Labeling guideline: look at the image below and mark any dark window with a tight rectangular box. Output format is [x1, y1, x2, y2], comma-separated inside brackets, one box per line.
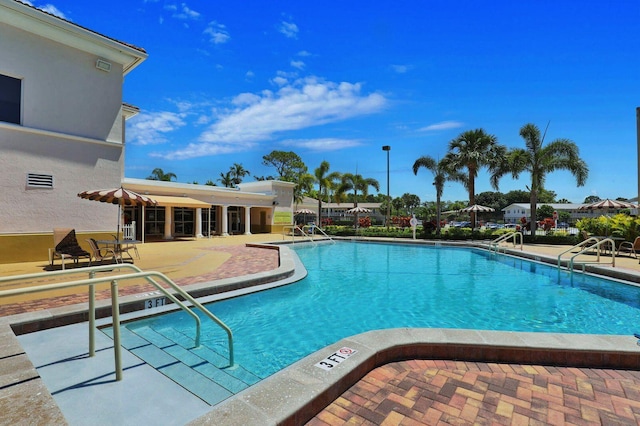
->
[0, 74, 21, 124]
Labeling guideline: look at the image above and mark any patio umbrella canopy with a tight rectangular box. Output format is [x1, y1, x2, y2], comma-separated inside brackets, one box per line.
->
[459, 204, 495, 228]
[346, 206, 372, 214]
[77, 187, 157, 238]
[578, 199, 637, 210]
[294, 209, 316, 215]
[458, 204, 495, 213]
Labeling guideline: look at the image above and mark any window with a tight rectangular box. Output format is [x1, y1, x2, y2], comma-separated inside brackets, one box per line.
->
[0, 74, 21, 124]
[174, 207, 194, 236]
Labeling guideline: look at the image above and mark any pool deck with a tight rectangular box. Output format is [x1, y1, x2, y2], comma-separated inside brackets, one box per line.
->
[2, 235, 640, 425]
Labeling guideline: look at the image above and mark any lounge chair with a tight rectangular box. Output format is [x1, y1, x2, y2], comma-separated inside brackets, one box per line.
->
[86, 238, 122, 265]
[50, 228, 91, 270]
[617, 236, 640, 258]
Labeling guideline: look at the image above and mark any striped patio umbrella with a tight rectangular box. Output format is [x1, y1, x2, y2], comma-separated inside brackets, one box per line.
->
[77, 187, 157, 238]
[578, 199, 637, 210]
[459, 204, 495, 228]
[346, 206, 372, 214]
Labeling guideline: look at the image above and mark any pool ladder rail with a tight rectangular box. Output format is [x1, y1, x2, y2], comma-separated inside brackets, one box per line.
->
[489, 231, 523, 253]
[557, 237, 616, 273]
[0, 264, 234, 381]
[282, 225, 335, 245]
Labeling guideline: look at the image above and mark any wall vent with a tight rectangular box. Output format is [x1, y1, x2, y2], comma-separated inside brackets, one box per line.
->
[26, 173, 54, 189]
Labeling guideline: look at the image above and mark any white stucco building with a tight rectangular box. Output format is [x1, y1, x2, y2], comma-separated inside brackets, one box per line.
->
[502, 203, 631, 224]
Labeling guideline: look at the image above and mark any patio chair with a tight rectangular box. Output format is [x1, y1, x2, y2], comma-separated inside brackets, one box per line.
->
[617, 236, 640, 258]
[111, 234, 138, 261]
[50, 228, 91, 270]
[86, 238, 121, 266]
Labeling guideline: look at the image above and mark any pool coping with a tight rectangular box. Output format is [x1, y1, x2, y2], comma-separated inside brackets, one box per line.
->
[3, 238, 640, 425]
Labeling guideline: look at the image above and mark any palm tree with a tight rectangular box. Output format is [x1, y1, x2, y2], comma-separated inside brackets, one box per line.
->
[294, 173, 315, 209]
[413, 156, 463, 234]
[442, 129, 506, 228]
[229, 163, 250, 186]
[313, 161, 341, 226]
[217, 171, 234, 188]
[147, 168, 176, 181]
[493, 123, 588, 236]
[338, 173, 380, 227]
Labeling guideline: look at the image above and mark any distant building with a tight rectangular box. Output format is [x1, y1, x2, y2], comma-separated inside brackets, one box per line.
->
[502, 203, 632, 224]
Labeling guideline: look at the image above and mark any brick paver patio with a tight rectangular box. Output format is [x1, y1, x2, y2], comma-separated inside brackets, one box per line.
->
[308, 359, 640, 425]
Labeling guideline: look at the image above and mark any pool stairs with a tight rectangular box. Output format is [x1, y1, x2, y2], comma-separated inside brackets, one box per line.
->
[101, 324, 260, 406]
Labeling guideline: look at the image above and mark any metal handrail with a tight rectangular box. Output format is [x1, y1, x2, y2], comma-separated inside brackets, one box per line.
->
[302, 225, 335, 244]
[489, 231, 523, 252]
[557, 237, 601, 269]
[0, 265, 234, 380]
[282, 225, 316, 245]
[567, 238, 616, 272]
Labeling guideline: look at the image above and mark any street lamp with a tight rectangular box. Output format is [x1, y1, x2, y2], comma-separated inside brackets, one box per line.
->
[382, 145, 391, 230]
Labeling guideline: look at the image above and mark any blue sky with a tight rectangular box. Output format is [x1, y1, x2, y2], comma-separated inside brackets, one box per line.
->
[33, 1, 640, 203]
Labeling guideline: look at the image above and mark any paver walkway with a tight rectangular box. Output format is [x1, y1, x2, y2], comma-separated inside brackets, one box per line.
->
[308, 360, 640, 425]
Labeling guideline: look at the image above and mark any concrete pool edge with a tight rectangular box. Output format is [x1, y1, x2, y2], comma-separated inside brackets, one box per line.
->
[187, 328, 640, 426]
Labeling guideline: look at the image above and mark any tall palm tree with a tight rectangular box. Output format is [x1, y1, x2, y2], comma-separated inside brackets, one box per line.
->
[294, 173, 315, 209]
[492, 123, 588, 236]
[147, 168, 176, 181]
[313, 161, 341, 226]
[442, 129, 506, 227]
[229, 163, 250, 186]
[217, 171, 234, 188]
[413, 156, 463, 234]
[338, 173, 380, 227]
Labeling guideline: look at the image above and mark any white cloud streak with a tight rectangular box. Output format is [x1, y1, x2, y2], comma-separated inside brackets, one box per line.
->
[419, 120, 464, 132]
[127, 111, 186, 146]
[168, 3, 200, 20]
[280, 138, 364, 152]
[158, 77, 386, 160]
[279, 21, 298, 38]
[204, 21, 230, 44]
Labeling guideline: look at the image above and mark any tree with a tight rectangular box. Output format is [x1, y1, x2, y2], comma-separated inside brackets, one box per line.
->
[147, 168, 176, 181]
[536, 204, 555, 221]
[229, 163, 250, 185]
[391, 197, 404, 216]
[557, 198, 571, 204]
[401, 193, 421, 213]
[217, 171, 234, 188]
[442, 129, 506, 228]
[262, 150, 307, 182]
[338, 173, 380, 227]
[584, 195, 601, 203]
[504, 190, 530, 205]
[313, 161, 341, 226]
[204, 180, 216, 186]
[494, 123, 588, 236]
[413, 155, 462, 234]
[294, 173, 315, 208]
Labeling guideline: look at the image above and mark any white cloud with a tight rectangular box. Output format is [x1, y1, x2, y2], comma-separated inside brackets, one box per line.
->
[280, 138, 364, 152]
[298, 50, 312, 57]
[158, 77, 386, 160]
[279, 21, 298, 38]
[391, 64, 411, 74]
[204, 21, 230, 44]
[245, 70, 255, 80]
[28, 3, 67, 19]
[419, 120, 464, 132]
[170, 3, 200, 20]
[127, 111, 186, 145]
[290, 60, 305, 70]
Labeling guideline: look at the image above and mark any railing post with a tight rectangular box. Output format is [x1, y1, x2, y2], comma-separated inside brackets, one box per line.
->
[88, 271, 96, 357]
[111, 279, 123, 381]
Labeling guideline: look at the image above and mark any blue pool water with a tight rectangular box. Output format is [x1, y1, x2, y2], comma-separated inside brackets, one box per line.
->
[124, 242, 640, 379]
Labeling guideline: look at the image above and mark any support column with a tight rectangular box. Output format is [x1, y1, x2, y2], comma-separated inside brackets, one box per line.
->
[196, 207, 203, 238]
[244, 206, 252, 235]
[221, 205, 229, 236]
[163, 206, 173, 240]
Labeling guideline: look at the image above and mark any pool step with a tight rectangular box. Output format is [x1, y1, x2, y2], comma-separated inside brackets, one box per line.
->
[101, 325, 258, 406]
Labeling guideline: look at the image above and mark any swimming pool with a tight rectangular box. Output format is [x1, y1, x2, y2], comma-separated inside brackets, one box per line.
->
[122, 241, 640, 380]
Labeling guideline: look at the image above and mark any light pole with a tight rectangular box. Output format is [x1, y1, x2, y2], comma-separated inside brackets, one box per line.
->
[382, 145, 391, 230]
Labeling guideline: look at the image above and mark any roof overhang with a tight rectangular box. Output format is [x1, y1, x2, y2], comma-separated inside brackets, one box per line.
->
[150, 195, 211, 209]
[1, 0, 147, 75]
